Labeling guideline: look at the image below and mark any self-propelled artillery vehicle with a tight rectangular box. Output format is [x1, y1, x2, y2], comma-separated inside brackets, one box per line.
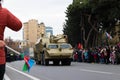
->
[33, 34, 73, 65]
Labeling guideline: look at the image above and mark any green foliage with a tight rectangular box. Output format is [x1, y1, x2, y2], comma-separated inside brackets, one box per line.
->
[63, 0, 120, 48]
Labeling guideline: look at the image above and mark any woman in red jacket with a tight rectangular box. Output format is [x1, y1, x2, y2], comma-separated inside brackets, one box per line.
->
[0, 0, 22, 79]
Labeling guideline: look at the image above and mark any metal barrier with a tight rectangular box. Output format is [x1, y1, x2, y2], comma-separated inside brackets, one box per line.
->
[5, 45, 21, 55]
[5, 45, 23, 62]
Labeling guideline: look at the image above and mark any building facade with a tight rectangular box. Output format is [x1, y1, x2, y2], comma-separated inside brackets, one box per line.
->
[23, 19, 46, 47]
[46, 27, 53, 37]
[5, 37, 22, 52]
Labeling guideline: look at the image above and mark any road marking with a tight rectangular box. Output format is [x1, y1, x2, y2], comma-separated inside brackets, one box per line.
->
[6, 65, 40, 80]
[80, 69, 113, 75]
[4, 74, 11, 80]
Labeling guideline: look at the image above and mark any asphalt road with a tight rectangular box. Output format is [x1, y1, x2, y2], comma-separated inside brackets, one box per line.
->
[5, 61, 120, 80]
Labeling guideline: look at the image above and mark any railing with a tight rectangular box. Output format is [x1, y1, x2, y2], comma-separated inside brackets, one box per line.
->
[5, 45, 22, 62]
[5, 45, 21, 55]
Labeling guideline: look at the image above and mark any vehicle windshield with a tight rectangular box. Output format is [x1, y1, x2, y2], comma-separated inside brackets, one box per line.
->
[48, 44, 58, 49]
[60, 44, 71, 49]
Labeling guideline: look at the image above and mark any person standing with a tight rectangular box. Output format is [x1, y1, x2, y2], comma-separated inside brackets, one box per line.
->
[0, 0, 22, 79]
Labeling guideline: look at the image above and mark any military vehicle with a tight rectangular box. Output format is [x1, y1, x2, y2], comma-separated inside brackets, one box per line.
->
[33, 34, 73, 65]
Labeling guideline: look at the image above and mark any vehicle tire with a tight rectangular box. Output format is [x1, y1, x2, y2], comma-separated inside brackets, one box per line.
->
[45, 59, 49, 66]
[66, 61, 71, 65]
[61, 59, 71, 66]
[53, 60, 60, 65]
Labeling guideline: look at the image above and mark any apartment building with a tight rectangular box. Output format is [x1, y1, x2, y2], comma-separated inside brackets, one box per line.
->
[23, 19, 46, 47]
[45, 27, 53, 38]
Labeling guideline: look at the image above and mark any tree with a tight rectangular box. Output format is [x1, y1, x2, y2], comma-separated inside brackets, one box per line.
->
[63, 0, 120, 48]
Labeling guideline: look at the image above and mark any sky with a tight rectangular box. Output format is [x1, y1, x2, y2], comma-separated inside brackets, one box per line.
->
[2, 0, 72, 40]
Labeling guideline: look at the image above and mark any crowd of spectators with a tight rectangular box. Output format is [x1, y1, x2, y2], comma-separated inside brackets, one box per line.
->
[73, 44, 120, 64]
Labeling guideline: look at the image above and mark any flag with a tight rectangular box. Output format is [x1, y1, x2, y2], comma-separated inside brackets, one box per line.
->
[20, 53, 24, 59]
[22, 56, 35, 72]
[77, 43, 83, 49]
[22, 63, 29, 71]
[24, 56, 30, 67]
[105, 32, 112, 39]
[28, 59, 35, 72]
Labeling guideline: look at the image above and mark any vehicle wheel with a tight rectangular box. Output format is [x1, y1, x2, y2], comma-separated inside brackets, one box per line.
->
[53, 60, 60, 65]
[61, 60, 71, 66]
[45, 60, 49, 66]
[61, 61, 66, 65]
[66, 61, 71, 65]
